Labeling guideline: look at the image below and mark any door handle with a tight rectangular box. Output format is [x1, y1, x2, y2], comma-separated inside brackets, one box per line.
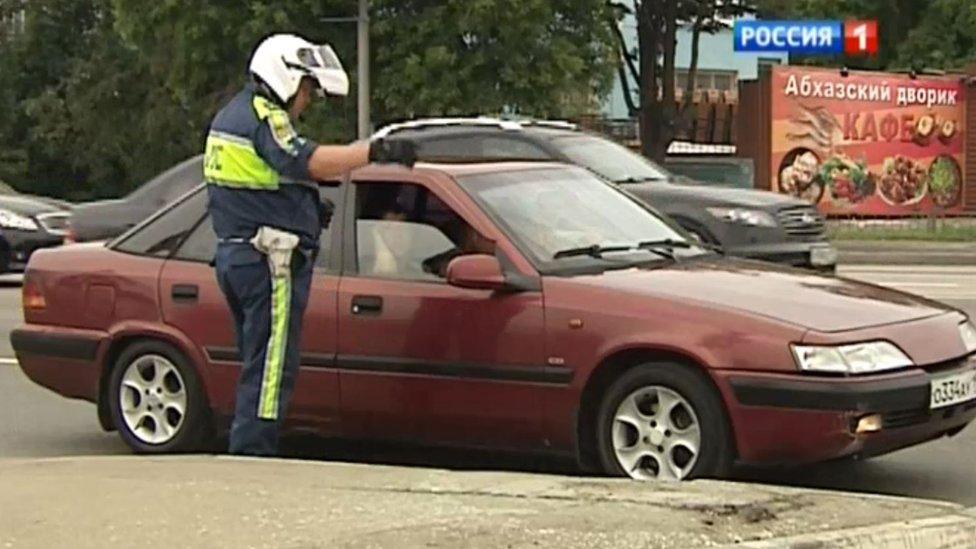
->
[171, 284, 199, 303]
[351, 295, 383, 316]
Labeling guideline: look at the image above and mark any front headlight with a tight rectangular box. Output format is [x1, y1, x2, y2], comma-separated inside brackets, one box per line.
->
[960, 321, 976, 353]
[0, 208, 38, 231]
[706, 207, 777, 227]
[791, 341, 914, 374]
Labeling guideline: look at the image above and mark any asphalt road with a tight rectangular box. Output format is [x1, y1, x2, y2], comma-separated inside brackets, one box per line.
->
[0, 266, 974, 504]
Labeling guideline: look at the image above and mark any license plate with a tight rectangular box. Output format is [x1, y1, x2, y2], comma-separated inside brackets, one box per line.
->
[810, 245, 837, 267]
[930, 367, 976, 409]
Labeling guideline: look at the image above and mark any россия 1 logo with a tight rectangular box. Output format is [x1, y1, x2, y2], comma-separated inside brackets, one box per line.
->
[734, 20, 877, 56]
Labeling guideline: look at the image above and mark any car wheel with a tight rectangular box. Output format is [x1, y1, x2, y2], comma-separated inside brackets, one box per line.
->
[595, 363, 732, 480]
[108, 340, 211, 453]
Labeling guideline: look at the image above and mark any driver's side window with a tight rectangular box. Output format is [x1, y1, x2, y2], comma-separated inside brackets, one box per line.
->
[354, 182, 492, 282]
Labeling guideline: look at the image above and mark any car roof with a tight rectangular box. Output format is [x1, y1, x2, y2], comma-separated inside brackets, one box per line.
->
[373, 117, 579, 138]
[351, 160, 577, 181]
[421, 160, 573, 177]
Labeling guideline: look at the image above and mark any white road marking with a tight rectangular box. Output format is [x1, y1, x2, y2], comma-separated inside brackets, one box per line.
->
[0, 358, 18, 365]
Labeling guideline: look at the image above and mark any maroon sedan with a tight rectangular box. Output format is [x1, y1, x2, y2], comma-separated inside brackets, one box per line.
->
[12, 162, 976, 480]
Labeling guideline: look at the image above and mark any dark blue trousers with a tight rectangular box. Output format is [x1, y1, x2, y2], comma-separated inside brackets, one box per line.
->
[215, 243, 313, 456]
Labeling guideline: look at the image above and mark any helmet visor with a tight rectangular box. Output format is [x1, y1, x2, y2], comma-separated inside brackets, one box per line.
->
[295, 44, 348, 96]
[317, 45, 343, 70]
[295, 45, 343, 70]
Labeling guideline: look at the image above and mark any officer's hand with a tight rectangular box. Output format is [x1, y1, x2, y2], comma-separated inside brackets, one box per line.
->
[368, 138, 418, 168]
[319, 198, 335, 230]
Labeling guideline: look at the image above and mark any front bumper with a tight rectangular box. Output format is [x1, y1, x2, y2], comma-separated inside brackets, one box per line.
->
[0, 228, 64, 272]
[713, 357, 976, 465]
[724, 241, 837, 270]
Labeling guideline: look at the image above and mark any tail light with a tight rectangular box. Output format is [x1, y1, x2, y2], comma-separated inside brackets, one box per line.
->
[23, 274, 46, 311]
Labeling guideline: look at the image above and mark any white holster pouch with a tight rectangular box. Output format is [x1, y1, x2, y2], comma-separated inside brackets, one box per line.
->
[250, 226, 300, 278]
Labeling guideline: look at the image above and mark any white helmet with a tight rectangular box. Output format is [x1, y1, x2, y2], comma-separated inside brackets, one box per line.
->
[249, 33, 349, 104]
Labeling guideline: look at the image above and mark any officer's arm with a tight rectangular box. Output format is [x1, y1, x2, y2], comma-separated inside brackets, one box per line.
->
[307, 143, 370, 183]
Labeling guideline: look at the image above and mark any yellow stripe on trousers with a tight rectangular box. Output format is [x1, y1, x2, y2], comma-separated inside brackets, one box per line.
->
[258, 271, 291, 420]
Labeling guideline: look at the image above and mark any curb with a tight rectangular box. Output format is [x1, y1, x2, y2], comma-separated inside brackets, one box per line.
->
[731, 510, 976, 549]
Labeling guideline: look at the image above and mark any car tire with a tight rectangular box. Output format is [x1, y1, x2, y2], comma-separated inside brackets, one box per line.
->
[108, 340, 211, 453]
[595, 362, 732, 480]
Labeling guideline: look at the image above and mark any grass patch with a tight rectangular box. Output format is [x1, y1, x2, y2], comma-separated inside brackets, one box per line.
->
[827, 222, 976, 242]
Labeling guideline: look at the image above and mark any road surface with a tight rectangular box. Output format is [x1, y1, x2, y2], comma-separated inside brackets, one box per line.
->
[0, 265, 974, 504]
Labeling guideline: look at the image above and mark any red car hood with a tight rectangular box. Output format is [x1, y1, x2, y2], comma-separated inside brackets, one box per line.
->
[585, 258, 955, 333]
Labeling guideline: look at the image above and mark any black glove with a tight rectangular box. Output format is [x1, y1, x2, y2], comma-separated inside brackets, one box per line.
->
[369, 137, 418, 167]
[319, 197, 335, 230]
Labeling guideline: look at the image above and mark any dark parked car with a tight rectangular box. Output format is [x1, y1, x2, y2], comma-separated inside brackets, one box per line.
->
[13, 161, 975, 480]
[0, 193, 70, 273]
[0, 180, 74, 210]
[68, 156, 202, 243]
[374, 118, 837, 270]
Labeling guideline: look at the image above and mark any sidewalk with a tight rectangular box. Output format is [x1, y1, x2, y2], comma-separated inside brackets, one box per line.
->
[836, 239, 976, 266]
[0, 456, 973, 548]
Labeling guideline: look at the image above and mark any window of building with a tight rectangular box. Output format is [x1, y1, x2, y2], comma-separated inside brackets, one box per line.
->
[675, 69, 738, 92]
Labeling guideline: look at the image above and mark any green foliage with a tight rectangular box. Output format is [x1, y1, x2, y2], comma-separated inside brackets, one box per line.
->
[895, 0, 976, 70]
[828, 221, 976, 242]
[371, 0, 616, 120]
[0, 1, 616, 199]
[0, 0, 197, 198]
[754, 0, 976, 72]
[110, 0, 360, 148]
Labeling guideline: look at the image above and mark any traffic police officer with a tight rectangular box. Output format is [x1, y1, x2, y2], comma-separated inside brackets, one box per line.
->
[204, 34, 416, 455]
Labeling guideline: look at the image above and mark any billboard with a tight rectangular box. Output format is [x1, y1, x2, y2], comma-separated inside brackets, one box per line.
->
[770, 66, 966, 215]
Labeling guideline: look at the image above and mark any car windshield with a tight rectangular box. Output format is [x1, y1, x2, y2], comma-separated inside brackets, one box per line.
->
[457, 166, 702, 274]
[551, 135, 670, 184]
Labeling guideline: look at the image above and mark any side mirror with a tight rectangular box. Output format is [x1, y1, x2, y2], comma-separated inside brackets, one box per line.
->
[446, 254, 508, 291]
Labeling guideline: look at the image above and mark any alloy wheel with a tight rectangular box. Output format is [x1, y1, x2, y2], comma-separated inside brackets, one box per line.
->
[611, 385, 701, 480]
[118, 354, 187, 445]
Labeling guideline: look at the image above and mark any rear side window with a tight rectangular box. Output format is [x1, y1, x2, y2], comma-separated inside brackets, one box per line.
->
[113, 188, 206, 258]
[418, 136, 550, 162]
[172, 217, 216, 263]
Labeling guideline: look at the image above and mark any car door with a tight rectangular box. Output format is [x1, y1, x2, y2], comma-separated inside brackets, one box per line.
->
[157, 184, 345, 432]
[336, 173, 549, 449]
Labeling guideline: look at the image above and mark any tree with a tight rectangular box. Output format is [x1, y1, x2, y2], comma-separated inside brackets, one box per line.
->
[25, 16, 195, 199]
[370, 0, 617, 121]
[0, 0, 104, 193]
[895, 0, 976, 70]
[111, 0, 359, 144]
[756, 0, 931, 70]
[3, 0, 619, 199]
[612, 0, 753, 161]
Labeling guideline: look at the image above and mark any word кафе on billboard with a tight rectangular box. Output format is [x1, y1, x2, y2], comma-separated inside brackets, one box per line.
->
[771, 66, 966, 215]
